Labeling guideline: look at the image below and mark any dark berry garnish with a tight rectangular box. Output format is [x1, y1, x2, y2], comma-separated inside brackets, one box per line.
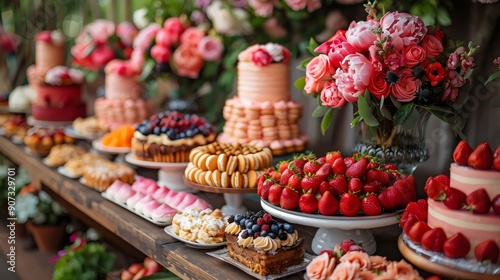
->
[278, 231, 287, 240]
[268, 232, 276, 239]
[260, 230, 268, 237]
[270, 224, 279, 234]
[261, 224, 270, 232]
[227, 215, 234, 224]
[283, 223, 294, 233]
[153, 126, 161, 135]
[247, 229, 254, 236]
[263, 213, 272, 224]
[234, 214, 243, 224]
[257, 217, 265, 227]
[245, 220, 253, 229]
[254, 232, 260, 238]
[239, 218, 246, 227]
[240, 230, 249, 239]
[252, 224, 261, 232]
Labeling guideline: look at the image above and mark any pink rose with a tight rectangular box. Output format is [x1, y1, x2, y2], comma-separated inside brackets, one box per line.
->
[173, 44, 204, 79]
[385, 260, 421, 280]
[330, 261, 361, 280]
[248, 0, 278, 17]
[380, 12, 427, 50]
[384, 50, 405, 72]
[334, 53, 374, 102]
[133, 23, 161, 52]
[346, 19, 379, 52]
[263, 18, 287, 38]
[116, 22, 138, 47]
[339, 251, 371, 270]
[403, 44, 426, 67]
[163, 17, 186, 44]
[358, 271, 377, 280]
[321, 80, 347, 108]
[150, 45, 171, 63]
[304, 54, 332, 94]
[251, 48, 273, 66]
[284, 0, 307, 10]
[180, 27, 205, 46]
[306, 253, 336, 280]
[315, 29, 347, 54]
[368, 71, 390, 100]
[238, 44, 261, 62]
[369, 255, 389, 270]
[420, 35, 443, 59]
[198, 36, 224, 61]
[91, 46, 115, 67]
[306, 0, 322, 12]
[391, 68, 419, 102]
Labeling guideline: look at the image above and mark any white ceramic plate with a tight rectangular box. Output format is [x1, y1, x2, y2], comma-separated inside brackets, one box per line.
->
[125, 153, 188, 169]
[92, 139, 131, 154]
[64, 126, 103, 140]
[164, 225, 226, 249]
[207, 248, 313, 280]
[56, 166, 80, 179]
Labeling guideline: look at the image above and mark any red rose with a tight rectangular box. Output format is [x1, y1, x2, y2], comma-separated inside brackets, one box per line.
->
[251, 48, 273, 66]
[420, 35, 443, 59]
[425, 62, 447, 86]
[391, 68, 419, 102]
[403, 44, 426, 67]
[367, 71, 390, 100]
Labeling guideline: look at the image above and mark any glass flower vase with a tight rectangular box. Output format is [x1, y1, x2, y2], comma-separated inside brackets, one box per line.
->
[354, 110, 431, 176]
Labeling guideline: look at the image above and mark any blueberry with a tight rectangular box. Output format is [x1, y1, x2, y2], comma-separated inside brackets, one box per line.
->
[278, 231, 287, 240]
[138, 126, 150, 135]
[247, 229, 254, 236]
[193, 127, 200, 135]
[239, 218, 246, 227]
[283, 223, 294, 233]
[246, 220, 253, 229]
[134, 123, 141, 130]
[252, 224, 261, 232]
[234, 214, 243, 224]
[179, 132, 186, 138]
[277, 222, 284, 230]
[260, 230, 268, 237]
[166, 130, 175, 139]
[155, 119, 161, 125]
[270, 224, 279, 233]
[160, 127, 168, 133]
[153, 127, 161, 135]
[268, 232, 276, 239]
[142, 120, 149, 125]
[186, 129, 194, 137]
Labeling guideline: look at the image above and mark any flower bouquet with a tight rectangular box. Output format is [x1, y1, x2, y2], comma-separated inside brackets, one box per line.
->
[71, 20, 138, 81]
[296, 1, 479, 173]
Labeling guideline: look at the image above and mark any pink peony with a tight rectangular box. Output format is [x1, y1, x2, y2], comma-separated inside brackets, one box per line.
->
[330, 261, 361, 280]
[133, 23, 161, 52]
[368, 71, 390, 100]
[391, 68, 419, 102]
[263, 18, 287, 38]
[248, 0, 278, 17]
[328, 41, 357, 70]
[284, 0, 307, 10]
[321, 80, 347, 108]
[173, 44, 204, 79]
[180, 27, 205, 46]
[163, 17, 186, 45]
[304, 54, 332, 94]
[85, 19, 115, 45]
[403, 44, 427, 67]
[150, 45, 171, 63]
[306, 252, 337, 280]
[384, 50, 405, 72]
[315, 30, 347, 54]
[345, 19, 379, 52]
[116, 22, 138, 47]
[334, 53, 374, 102]
[420, 35, 443, 59]
[339, 251, 371, 270]
[251, 48, 273, 66]
[197, 36, 224, 61]
[380, 12, 427, 50]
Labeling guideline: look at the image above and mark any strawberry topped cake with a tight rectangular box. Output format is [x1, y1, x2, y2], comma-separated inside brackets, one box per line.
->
[217, 43, 307, 156]
[401, 141, 500, 273]
[94, 59, 153, 130]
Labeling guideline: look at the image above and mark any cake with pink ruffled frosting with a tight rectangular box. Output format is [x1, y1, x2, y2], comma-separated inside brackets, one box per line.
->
[217, 43, 307, 156]
[94, 59, 153, 129]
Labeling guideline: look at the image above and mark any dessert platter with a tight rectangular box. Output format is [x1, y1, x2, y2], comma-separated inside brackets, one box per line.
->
[126, 110, 216, 192]
[92, 125, 134, 163]
[397, 140, 500, 279]
[208, 210, 312, 279]
[164, 208, 228, 249]
[257, 151, 416, 255]
[64, 117, 109, 140]
[56, 152, 106, 179]
[183, 142, 274, 216]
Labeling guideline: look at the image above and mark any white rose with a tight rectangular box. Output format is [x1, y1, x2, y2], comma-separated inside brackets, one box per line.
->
[50, 30, 65, 45]
[264, 43, 284, 62]
[133, 8, 149, 29]
[207, 1, 252, 36]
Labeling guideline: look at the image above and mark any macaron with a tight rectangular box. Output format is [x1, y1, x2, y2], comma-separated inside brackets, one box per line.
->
[205, 154, 218, 171]
[221, 172, 230, 188]
[211, 169, 221, 187]
[226, 155, 238, 176]
[237, 154, 249, 173]
[217, 153, 228, 172]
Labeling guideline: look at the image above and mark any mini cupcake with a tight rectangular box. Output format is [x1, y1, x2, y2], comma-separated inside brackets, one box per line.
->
[260, 115, 276, 127]
[287, 101, 302, 121]
[283, 140, 295, 154]
[278, 126, 291, 139]
[260, 102, 274, 115]
[269, 140, 285, 156]
[262, 127, 278, 141]
[273, 101, 288, 119]
[244, 103, 261, 120]
[290, 124, 300, 138]
[293, 138, 306, 152]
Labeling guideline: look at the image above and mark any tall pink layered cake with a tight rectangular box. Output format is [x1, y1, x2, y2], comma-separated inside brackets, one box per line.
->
[29, 31, 87, 122]
[94, 59, 153, 130]
[217, 43, 307, 156]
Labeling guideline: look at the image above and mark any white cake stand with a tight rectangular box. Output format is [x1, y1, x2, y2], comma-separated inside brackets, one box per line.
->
[183, 177, 257, 216]
[92, 139, 131, 163]
[261, 200, 401, 255]
[64, 125, 104, 141]
[124, 153, 193, 193]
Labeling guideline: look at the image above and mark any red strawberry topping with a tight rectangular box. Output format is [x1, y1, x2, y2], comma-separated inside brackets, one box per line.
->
[453, 140, 473, 166]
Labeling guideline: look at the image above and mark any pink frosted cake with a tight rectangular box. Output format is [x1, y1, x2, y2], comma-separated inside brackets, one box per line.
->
[217, 44, 307, 156]
[34, 30, 65, 80]
[94, 59, 153, 129]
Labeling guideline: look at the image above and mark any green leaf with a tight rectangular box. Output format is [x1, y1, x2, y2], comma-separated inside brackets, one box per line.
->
[321, 108, 334, 135]
[306, 37, 319, 56]
[485, 71, 500, 85]
[293, 77, 306, 91]
[394, 103, 414, 125]
[140, 59, 156, 81]
[350, 115, 361, 128]
[312, 105, 330, 118]
[357, 95, 379, 127]
[389, 95, 401, 108]
[380, 106, 393, 120]
[464, 68, 474, 80]
[296, 58, 312, 71]
[436, 7, 452, 26]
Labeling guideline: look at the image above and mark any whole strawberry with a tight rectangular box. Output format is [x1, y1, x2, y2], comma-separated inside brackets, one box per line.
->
[318, 191, 339, 216]
[407, 221, 431, 244]
[347, 178, 363, 194]
[361, 194, 382, 216]
[277, 161, 290, 173]
[280, 187, 299, 210]
[442, 187, 467, 210]
[301, 174, 321, 194]
[378, 185, 402, 211]
[464, 188, 491, 214]
[303, 160, 322, 174]
[345, 157, 368, 179]
[325, 151, 342, 166]
[494, 145, 500, 171]
[474, 239, 499, 263]
[404, 202, 427, 222]
[315, 164, 332, 180]
[299, 191, 318, 214]
[332, 158, 347, 175]
[365, 169, 389, 188]
[453, 140, 473, 166]
[339, 193, 361, 216]
[329, 176, 347, 195]
[468, 142, 493, 170]
[287, 173, 302, 192]
[492, 194, 500, 216]
[258, 179, 273, 200]
[421, 227, 447, 252]
[443, 233, 470, 258]
[279, 168, 294, 186]
[267, 184, 283, 205]
[424, 177, 446, 200]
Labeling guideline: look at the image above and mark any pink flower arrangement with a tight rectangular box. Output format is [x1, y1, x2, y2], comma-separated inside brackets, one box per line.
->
[306, 240, 424, 280]
[297, 3, 479, 135]
[71, 20, 138, 71]
[238, 43, 291, 66]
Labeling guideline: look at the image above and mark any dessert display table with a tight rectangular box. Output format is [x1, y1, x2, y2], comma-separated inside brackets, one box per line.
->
[183, 177, 257, 216]
[261, 200, 401, 255]
[92, 139, 131, 163]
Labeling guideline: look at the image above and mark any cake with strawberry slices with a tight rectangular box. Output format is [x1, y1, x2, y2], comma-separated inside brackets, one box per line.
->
[217, 43, 307, 156]
[402, 141, 500, 267]
[224, 210, 304, 276]
[94, 59, 153, 130]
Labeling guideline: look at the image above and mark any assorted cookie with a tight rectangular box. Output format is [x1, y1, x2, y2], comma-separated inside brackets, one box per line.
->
[45, 144, 87, 167]
[172, 208, 227, 244]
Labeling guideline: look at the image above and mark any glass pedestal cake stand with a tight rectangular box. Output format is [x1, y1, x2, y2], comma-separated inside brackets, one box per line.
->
[398, 233, 500, 279]
[92, 139, 131, 163]
[183, 177, 256, 216]
[124, 153, 193, 193]
[261, 200, 401, 255]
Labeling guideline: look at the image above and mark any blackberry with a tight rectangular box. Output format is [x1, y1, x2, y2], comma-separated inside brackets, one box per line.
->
[278, 231, 288, 240]
[240, 230, 249, 239]
[227, 215, 234, 224]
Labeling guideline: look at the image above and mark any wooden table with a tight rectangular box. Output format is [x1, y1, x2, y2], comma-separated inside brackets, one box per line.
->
[0, 136, 409, 280]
